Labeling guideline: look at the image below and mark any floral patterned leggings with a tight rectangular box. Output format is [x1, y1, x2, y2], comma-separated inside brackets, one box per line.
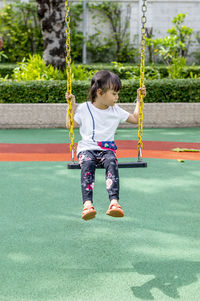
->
[78, 150, 119, 203]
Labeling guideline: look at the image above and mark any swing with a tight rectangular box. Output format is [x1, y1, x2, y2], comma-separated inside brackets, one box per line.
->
[66, 0, 147, 169]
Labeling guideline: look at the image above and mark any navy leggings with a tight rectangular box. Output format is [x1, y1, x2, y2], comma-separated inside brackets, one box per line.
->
[78, 150, 119, 203]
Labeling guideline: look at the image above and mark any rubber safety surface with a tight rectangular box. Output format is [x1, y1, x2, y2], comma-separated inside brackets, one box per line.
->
[0, 128, 200, 301]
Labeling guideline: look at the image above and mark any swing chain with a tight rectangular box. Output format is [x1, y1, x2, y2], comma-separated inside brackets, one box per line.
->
[138, 0, 147, 160]
[66, 0, 75, 161]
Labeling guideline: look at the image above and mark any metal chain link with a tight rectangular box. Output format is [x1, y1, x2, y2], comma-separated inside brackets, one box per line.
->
[137, 0, 147, 161]
[66, 0, 75, 161]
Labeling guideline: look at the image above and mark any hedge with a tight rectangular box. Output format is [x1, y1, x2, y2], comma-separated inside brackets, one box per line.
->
[1, 63, 200, 80]
[0, 79, 200, 103]
[82, 65, 200, 79]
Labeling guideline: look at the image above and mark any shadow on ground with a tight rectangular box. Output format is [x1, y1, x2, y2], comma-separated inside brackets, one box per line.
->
[131, 260, 200, 300]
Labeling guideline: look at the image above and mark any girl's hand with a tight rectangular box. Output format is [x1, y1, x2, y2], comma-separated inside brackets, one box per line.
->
[137, 85, 146, 100]
[65, 92, 76, 104]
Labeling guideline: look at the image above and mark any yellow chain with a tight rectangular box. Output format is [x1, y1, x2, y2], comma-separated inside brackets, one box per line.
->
[65, 0, 75, 160]
[137, 0, 147, 161]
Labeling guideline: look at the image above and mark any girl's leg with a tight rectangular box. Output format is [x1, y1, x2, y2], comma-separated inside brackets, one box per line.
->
[78, 150, 96, 204]
[100, 151, 124, 217]
[78, 151, 97, 220]
[100, 151, 119, 201]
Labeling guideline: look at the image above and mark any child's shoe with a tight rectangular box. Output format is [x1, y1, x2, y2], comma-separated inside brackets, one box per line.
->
[82, 206, 96, 221]
[106, 202, 124, 218]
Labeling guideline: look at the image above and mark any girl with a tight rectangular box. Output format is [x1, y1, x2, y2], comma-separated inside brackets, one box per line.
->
[66, 70, 146, 221]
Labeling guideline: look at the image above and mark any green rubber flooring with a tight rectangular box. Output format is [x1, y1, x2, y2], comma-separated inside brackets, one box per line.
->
[0, 128, 200, 301]
[0, 128, 200, 143]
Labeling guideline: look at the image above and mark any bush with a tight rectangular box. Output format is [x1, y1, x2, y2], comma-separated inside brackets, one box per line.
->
[11, 54, 98, 81]
[1, 62, 200, 80]
[0, 79, 199, 103]
[121, 79, 200, 103]
[12, 54, 66, 80]
[0, 64, 16, 78]
[148, 13, 193, 64]
[0, 0, 43, 63]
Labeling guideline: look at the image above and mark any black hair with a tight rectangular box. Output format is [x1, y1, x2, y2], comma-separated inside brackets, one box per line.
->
[89, 70, 122, 103]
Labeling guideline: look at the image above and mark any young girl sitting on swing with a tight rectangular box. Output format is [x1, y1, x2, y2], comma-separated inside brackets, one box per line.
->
[66, 70, 146, 221]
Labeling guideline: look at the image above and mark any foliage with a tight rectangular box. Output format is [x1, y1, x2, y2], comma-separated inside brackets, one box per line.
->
[192, 32, 200, 64]
[111, 62, 137, 79]
[1, 78, 200, 104]
[110, 62, 161, 80]
[0, 51, 7, 62]
[0, 64, 17, 78]
[87, 32, 115, 63]
[0, 0, 43, 63]
[69, 2, 84, 62]
[13, 54, 66, 80]
[2, 61, 200, 80]
[12, 54, 97, 81]
[148, 14, 193, 64]
[168, 57, 187, 79]
[88, 1, 137, 63]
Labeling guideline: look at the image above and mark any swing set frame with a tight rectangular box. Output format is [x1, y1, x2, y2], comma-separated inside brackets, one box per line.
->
[66, 0, 147, 169]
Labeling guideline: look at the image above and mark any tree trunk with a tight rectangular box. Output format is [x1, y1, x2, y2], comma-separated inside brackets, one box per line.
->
[36, 0, 66, 71]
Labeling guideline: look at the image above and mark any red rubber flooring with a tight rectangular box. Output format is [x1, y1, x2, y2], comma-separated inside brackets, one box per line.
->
[0, 140, 200, 161]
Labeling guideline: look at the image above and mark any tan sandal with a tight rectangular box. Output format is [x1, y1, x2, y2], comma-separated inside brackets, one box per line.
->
[106, 203, 124, 218]
[82, 206, 96, 221]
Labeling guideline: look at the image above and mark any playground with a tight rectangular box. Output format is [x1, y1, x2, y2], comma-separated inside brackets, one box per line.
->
[1, 0, 200, 300]
[0, 128, 200, 301]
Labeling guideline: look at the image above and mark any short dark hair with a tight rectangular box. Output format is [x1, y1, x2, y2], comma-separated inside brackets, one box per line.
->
[89, 70, 122, 103]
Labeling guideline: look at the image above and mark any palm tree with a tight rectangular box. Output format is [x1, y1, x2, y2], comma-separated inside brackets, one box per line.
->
[36, 0, 66, 71]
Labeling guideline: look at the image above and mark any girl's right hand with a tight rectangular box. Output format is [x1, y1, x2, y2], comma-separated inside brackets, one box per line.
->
[65, 92, 76, 104]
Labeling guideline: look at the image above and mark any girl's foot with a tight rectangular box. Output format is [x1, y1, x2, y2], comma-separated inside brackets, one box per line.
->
[106, 201, 124, 218]
[82, 201, 96, 221]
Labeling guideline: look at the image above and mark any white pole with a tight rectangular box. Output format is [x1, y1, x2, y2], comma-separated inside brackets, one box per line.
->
[82, 0, 87, 64]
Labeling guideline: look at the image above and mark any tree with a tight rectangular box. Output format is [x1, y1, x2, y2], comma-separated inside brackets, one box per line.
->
[147, 14, 193, 64]
[36, 0, 66, 71]
[0, 0, 43, 62]
[89, 1, 136, 63]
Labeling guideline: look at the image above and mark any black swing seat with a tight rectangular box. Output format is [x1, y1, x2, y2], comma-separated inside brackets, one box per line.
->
[67, 161, 147, 169]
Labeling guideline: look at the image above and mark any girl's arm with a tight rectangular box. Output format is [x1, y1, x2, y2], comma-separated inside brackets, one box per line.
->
[126, 86, 146, 124]
[65, 92, 79, 129]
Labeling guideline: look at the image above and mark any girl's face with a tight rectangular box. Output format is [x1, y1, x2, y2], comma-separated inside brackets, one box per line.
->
[96, 89, 119, 108]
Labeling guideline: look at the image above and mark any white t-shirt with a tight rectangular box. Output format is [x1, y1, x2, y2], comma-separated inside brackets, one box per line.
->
[74, 101, 130, 155]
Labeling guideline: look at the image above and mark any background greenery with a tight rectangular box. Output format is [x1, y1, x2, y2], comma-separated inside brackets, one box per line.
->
[0, 79, 199, 104]
[1, 61, 200, 80]
[0, 0, 43, 63]
[0, 1, 200, 104]
[1, 1, 200, 64]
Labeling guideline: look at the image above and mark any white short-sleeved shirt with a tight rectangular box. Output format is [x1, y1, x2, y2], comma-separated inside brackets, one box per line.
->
[74, 101, 129, 155]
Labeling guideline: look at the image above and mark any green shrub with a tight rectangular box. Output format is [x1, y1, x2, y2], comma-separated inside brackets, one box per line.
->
[12, 54, 66, 81]
[1, 62, 200, 80]
[0, 64, 16, 78]
[0, 79, 199, 103]
[12, 54, 98, 81]
[148, 14, 193, 64]
[0, 0, 43, 62]
[168, 57, 187, 79]
[0, 51, 8, 63]
[75, 63, 200, 79]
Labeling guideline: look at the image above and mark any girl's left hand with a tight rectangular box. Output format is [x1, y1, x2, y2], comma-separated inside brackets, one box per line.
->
[137, 85, 146, 99]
